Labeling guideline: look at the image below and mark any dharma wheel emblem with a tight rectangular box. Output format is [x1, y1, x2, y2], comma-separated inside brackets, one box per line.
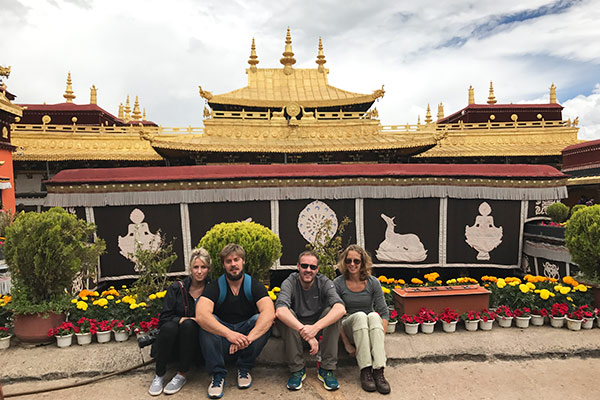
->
[286, 102, 301, 118]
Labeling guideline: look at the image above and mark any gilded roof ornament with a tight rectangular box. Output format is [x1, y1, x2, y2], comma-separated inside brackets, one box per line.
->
[487, 81, 497, 105]
[468, 85, 475, 105]
[124, 95, 131, 122]
[550, 83, 557, 104]
[132, 96, 142, 121]
[0, 65, 10, 79]
[90, 85, 97, 105]
[425, 104, 432, 124]
[198, 85, 213, 100]
[437, 103, 444, 120]
[248, 38, 259, 72]
[372, 85, 385, 100]
[118, 103, 124, 120]
[316, 37, 327, 73]
[143, 108, 146, 121]
[280, 27, 296, 75]
[63, 72, 76, 103]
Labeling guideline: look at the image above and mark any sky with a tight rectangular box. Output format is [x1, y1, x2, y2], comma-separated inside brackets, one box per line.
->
[2, 0, 600, 139]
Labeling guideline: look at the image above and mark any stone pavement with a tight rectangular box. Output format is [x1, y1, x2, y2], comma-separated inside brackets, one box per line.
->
[2, 324, 599, 389]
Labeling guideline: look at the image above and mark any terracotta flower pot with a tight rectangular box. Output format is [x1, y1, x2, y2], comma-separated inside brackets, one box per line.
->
[13, 312, 65, 343]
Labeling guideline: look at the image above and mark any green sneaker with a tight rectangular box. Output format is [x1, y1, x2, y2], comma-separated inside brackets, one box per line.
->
[286, 368, 306, 390]
[318, 367, 339, 391]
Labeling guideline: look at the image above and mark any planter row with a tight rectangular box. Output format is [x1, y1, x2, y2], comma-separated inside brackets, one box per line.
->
[53, 330, 134, 348]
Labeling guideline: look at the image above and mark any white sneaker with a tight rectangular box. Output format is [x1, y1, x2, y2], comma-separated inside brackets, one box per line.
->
[148, 375, 163, 396]
[237, 369, 252, 389]
[208, 374, 225, 398]
[164, 373, 187, 395]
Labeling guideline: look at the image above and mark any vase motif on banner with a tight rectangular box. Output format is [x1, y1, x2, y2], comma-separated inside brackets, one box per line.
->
[465, 202, 503, 260]
[117, 208, 162, 270]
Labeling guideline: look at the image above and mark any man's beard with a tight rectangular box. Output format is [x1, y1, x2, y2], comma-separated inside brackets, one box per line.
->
[226, 269, 243, 281]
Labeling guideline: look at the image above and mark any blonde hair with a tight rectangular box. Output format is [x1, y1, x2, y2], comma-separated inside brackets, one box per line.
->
[337, 244, 372, 280]
[187, 247, 212, 275]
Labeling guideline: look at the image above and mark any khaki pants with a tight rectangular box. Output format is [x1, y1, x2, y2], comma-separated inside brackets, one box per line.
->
[342, 311, 386, 370]
[276, 307, 340, 372]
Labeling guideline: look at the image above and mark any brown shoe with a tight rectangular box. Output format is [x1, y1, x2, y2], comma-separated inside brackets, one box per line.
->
[372, 367, 391, 394]
[360, 367, 376, 392]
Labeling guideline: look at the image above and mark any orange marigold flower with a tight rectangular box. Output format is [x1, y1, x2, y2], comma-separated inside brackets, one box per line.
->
[411, 278, 423, 285]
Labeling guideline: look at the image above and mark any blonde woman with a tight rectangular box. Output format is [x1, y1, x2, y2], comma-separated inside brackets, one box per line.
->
[149, 248, 212, 396]
[333, 244, 390, 394]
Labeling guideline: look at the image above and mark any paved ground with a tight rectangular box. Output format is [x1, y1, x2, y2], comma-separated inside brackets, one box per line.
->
[2, 324, 600, 399]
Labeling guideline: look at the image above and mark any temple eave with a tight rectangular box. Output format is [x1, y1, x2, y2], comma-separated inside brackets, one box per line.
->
[208, 96, 377, 109]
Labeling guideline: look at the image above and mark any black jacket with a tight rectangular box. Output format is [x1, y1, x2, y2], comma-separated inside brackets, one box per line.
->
[158, 276, 207, 328]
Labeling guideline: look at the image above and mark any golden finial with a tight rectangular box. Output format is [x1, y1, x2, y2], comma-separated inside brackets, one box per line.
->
[425, 104, 432, 124]
[118, 103, 124, 119]
[63, 72, 76, 103]
[550, 83, 557, 104]
[280, 27, 296, 75]
[316, 37, 327, 73]
[0, 65, 10, 79]
[248, 38, 259, 72]
[437, 103, 444, 120]
[132, 96, 142, 121]
[468, 85, 475, 105]
[143, 108, 146, 121]
[90, 85, 97, 104]
[417, 115, 421, 126]
[124, 95, 131, 122]
[487, 81, 497, 105]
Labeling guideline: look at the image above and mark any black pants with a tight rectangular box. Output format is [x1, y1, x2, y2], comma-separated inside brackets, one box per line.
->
[155, 319, 200, 377]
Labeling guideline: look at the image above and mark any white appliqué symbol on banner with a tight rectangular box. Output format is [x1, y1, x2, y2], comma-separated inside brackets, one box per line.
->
[465, 202, 503, 260]
[376, 214, 427, 262]
[298, 200, 338, 245]
[543, 261, 560, 279]
[535, 200, 556, 216]
[118, 208, 162, 270]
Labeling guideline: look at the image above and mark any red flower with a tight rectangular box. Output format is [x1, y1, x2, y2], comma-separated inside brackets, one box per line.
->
[440, 308, 459, 323]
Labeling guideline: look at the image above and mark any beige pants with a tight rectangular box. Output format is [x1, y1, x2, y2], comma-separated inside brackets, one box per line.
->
[342, 311, 386, 370]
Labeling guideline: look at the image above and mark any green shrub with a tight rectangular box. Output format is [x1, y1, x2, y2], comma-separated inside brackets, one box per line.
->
[565, 205, 600, 279]
[131, 233, 177, 299]
[4, 207, 105, 314]
[306, 216, 351, 280]
[570, 204, 586, 217]
[546, 202, 569, 223]
[198, 221, 282, 282]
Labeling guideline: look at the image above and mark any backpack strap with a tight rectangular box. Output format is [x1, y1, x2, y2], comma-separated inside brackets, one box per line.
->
[216, 273, 253, 306]
[177, 280, 189, 316]
[243, 273, 253, 303]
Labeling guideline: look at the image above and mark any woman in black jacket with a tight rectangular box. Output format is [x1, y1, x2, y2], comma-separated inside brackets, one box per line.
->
[149, 248, 211, 396]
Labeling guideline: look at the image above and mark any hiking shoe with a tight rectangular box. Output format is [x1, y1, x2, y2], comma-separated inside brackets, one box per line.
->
[373, 367, 391, 394]
[237, 369, 252, 389]
[360, 367, 376, 392]
[164, 373, 186, 395]
[286, 368, 306, 390]
[317, 367, 339, 391]
[148, 374, 164, 396]
[208, 374, 225, 399]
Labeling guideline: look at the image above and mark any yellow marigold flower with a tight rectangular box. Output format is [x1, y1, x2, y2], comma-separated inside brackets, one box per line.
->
[109, 286, 115, 289]
[76, 301, 88, 311]
[540, 289, 550, 300]
[496, 279, 506, 289]
[107, 295, 114, 300]
[71, 299, 78, 304]
[97, 298, 108, 307]
[526, 282, 536, 290]
[575, 284, 587, 292]
[268, 291, 276, 301]
[81, 296, 88, 301]
[446, 279, 457, 285]
[411, 278, 423, 285]
[149, 294, 157, 300]
[93, 291, 99, 296]
[436, 280, 442, 285]
[519, 284, 530, 293]
[554, 285, 562, 292]
[560, 286, 571, 295]
[103, 306, 108, 309]
[264, 285, 269, 290]
[116, 300, 121, 304]
[130, 303, 138, 310]
[387, 278, 395, 284]
[273, 287, 281, 292]
[378, 276, 388, 283]
[509, 281, 519, 286]
[92, 299, 99, 305]
[534, 289, 541, 293]
[382, 287, 391, 294]
[156, 290, 167, 299]
[566, 296, 573, 302]
[137, 302, 147, 307]
[550, 293, 555, 297]
[394, 285, 402, 289]
[122, 285, 127, 289]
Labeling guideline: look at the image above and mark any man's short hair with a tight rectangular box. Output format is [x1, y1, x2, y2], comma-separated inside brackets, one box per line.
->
[297, 250, 319, 265]
[219, 243, 246, 263]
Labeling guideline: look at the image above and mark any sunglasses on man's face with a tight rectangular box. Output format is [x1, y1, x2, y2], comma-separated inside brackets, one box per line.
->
[345, 258, 361, 265]
[299, 263, 318, 271]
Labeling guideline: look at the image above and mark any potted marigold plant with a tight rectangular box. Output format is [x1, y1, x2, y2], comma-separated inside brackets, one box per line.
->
[47, 321, 76, 348]
[495, 305, 513, 328]
[400, 313, 421, 335]
[479, 309, 496, 331]
[440, 308, 459, 333]
[418, 307, 438, 334]
[550, 303, 568, 328]
[460, 310, 480, 331]
[513, 307, 532, 329]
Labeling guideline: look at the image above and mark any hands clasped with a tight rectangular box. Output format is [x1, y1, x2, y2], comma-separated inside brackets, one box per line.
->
[299, 324, 320, 356]
[226, 330, 251, 354]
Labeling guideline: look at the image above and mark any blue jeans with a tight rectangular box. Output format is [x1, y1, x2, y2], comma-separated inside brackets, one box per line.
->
[199, 314, 271, 377]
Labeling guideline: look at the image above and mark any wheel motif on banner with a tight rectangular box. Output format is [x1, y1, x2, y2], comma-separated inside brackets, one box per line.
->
[297, 200, 338, 245]
[118, 208, 162, 270]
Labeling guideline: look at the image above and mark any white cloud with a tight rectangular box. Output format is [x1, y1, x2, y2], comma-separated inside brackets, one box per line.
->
[563, 84, 600, 140]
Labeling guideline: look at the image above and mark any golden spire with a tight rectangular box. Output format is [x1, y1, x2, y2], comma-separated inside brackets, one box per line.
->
[550, 83, 557, 104]
[468, 85, 475, 105]
[487, 81, 497, 104]
[132, 96, 142, 121]
[437, 102, 444, 120]
[124, 95, 131, 122]
[118, 103, 124, 119]
[280, 27, 296, 75]
[316, 37, 327, 73]
[90, 85, 97, 104]
[143, 108, 146, 121]
[425, 104, 432, 124]
[63, 72, 76, 103]
[248, 38, 259, 72]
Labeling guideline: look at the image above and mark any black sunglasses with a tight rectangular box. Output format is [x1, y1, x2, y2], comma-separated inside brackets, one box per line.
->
[345, 258, 361, 265]
[299, 263, 318, 271]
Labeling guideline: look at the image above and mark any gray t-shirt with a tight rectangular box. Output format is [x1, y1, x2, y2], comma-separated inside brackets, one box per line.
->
[275, 272, 343, 324]
[333, 275, 390, 320]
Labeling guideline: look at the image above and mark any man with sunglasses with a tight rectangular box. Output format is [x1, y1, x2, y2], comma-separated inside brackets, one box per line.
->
[275, 250, 346, 391]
